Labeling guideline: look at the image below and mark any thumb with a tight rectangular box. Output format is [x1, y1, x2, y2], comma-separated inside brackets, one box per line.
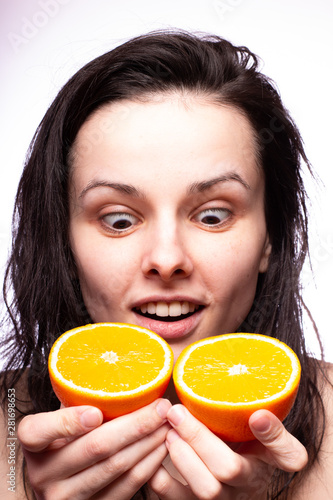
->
[18, 405, 103, 452]
[249, 410, 308, 472]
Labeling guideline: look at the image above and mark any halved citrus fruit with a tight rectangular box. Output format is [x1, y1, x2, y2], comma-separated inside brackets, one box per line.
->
[173, 333, 301, 442]
[48, 323, 173, 420]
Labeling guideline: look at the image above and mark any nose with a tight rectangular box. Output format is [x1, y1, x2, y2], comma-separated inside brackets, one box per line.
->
[141, 218, 194, 281]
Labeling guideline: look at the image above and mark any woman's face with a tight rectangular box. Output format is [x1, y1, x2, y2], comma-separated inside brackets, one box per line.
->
[69, 96, 271, 360]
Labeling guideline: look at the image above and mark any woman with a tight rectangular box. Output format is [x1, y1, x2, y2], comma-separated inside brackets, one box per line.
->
[1, 31, 332, 499]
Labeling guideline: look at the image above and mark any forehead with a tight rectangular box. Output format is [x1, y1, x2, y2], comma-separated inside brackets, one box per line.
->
[70, 96, 261, 193]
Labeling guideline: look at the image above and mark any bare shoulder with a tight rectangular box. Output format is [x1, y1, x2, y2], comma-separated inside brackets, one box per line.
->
[0, 370, 34, 499]
[291, 359, 333, 499]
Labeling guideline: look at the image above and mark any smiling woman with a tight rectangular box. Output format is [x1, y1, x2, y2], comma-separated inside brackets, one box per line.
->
[1, 30, 332, 500]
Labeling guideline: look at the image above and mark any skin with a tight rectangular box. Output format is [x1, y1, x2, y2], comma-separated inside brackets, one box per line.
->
[16, 95, 308, 500]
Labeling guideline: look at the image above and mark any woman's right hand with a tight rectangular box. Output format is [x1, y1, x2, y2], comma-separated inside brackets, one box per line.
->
[17, 399, 172, 499]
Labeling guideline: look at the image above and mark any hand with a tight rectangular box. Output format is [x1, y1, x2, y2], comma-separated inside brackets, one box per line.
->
[149, 405, 308, 499]
[18, 399, 171, 499]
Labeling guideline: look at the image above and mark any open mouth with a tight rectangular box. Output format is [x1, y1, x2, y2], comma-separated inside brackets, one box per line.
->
[133, 301, 204, 323]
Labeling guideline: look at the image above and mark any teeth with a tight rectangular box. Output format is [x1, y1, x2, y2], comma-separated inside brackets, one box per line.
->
[169, 301, 182, 317]
[181, 301, 190, 314]
[147, 302, 156, 315]
[137, 301, 200, 318]
[156, 302, 168, 317]
[140, 303, 147, 314]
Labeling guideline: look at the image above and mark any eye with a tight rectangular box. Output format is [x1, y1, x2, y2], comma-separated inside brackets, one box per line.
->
[194, 208, 230, 227]
[102, 212, 140, 233]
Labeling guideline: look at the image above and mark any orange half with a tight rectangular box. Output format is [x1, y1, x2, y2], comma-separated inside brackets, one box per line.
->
[173, 333, 301, 442]
[48, 323, 173, 420]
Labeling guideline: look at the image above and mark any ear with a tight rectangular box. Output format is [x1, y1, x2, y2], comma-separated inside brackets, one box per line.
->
[259, 234, 272, 273]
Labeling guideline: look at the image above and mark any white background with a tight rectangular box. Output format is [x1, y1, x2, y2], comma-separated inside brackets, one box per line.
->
[1, 0, 332, 362]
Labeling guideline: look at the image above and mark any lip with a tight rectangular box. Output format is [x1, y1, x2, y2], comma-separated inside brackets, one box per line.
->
[132, 306, 205, 340]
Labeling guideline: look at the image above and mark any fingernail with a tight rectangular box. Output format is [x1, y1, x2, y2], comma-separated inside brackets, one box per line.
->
[156, 399, 171, 420]
[80, 407, 102, 428]
[250, 414, 271, 433]
[167, 405, 186, 426]
[167, 429, 180, 444]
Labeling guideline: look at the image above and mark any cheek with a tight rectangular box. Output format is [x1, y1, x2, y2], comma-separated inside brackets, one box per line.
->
[72, 235, 139, 315]
[200, 237, 264, 300]
[208, 256, 261, 332]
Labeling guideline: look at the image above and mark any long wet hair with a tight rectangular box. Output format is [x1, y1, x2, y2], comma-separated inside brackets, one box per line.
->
[1, 30, 325, 499]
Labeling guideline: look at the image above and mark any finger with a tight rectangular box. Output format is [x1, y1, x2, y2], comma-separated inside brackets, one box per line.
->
[18, 406, 103, 452]
[59, 398, 171, 476]
[164, 428, 228, 499]
[24, 399, 172, 485]
[93, 443, 168, 500]
[166, 405, 252, 487]
[249, 410, 308, 472]
[54, 425, 170, 499]
[149, 465, 197, 500]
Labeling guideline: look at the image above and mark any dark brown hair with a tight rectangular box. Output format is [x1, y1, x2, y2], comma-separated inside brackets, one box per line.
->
[1, 30, 325, 499]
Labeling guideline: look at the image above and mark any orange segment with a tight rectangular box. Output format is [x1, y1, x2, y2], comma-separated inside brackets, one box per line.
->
[173, 333, 301, 442]
[48, 323, 173, 420]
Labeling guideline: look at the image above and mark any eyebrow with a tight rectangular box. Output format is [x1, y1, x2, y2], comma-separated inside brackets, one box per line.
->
[78, 180, 146, 200]
[78, 172, 250, 200]
[187, 173, 251, 194]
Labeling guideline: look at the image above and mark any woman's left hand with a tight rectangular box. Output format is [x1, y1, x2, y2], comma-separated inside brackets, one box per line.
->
[148, 404, 308, 499]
